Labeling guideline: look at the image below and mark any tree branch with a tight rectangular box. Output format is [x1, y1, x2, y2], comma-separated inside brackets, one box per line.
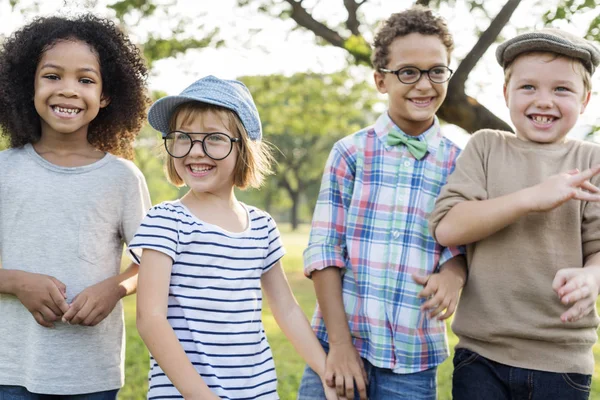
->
[415, 0, 431, 6]
[343, 0, 365, 36]
[451, 0, 522, 89]
[283, 0, 346, 48]
[438, 91, 512, 133]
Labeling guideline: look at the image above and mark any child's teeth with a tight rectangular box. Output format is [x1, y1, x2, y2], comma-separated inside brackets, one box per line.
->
[190, 165, 211, 172]
[533, 116, 553, 123]
[54, 106, 80, 115]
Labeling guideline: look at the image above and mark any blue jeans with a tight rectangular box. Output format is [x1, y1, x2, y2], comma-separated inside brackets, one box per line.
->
[297, 340, 437, 400]
[0, 386, 118, 400]
[452, 348, 592, 400]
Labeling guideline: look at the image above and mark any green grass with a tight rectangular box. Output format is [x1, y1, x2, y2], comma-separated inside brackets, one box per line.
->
[120, 225, 600, 399]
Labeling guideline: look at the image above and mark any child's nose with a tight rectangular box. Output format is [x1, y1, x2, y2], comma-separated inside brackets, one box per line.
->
[535, 94, 553, 109]
[188, 140, 206, 157]
[58, 83, 78, 98]
[414, 74, 433, 89]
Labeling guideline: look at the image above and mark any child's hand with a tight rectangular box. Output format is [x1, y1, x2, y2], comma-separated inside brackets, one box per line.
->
[525, 166, 600, 212]
[13, 271, 69, 328]
[413, 267, 465, 320]
[321, 377, 345, 400]
[553, 268, 599, 323]
[62, 278, 122, 326]
[325, 341, 368, 400]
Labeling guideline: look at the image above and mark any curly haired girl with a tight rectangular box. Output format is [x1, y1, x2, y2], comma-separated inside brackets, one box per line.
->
[0, 14, 151, 398]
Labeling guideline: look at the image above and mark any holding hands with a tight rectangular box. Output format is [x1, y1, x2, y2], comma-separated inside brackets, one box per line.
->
[413, 255, 467, 320]
[324, 340, 368, 400]
[525, 165, 600, 212]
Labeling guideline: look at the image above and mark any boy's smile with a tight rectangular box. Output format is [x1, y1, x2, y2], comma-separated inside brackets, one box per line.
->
[504, 53, 590, 144]
[374, 32, 449, 137]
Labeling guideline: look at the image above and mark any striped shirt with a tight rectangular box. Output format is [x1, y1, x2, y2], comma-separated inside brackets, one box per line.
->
[304, 112, 463, 373]
[129, 200, 285, 400]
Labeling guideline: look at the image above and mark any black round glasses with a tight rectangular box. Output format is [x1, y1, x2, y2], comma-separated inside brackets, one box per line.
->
[379, 66, 453, 84]
[164, 131, 240, 160]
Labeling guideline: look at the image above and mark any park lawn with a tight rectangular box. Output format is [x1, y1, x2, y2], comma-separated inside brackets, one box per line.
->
[120, 225, 600, 399]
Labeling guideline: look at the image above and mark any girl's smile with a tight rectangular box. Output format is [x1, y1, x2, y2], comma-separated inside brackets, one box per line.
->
[34, 39, 109, 140]
[173, 111, 239, 198]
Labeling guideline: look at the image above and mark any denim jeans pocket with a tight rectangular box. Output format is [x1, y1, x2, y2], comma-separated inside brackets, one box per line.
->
[0, 385, 31, 400]
[453, 348, 479, 373]
[561, 373, 592, 393]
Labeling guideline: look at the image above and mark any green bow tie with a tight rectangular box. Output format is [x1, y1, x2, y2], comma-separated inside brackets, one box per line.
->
[387, 131, 428, 160]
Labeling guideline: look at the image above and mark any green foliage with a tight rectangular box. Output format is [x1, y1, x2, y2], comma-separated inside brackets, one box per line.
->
[133, 124, 181, 204]
[143, 33, 217, 66]
[543, 0, 600, 41]
[239, 70, 381, 224]
[108, 0, 158, 21]
[344, 35, 372, 66]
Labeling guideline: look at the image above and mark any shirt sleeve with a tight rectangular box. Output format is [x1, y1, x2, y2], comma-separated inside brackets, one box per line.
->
[120, 166, 152, 247]
[263, 213, 286, 274]
[429, 130, 491, 242]
[303, 142, 355, 277]
[128, 204, 180, 264]
[582, 174, 600, 263]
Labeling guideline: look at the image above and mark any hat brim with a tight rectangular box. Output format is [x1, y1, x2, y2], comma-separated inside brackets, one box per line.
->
[148, 94, 238, 137]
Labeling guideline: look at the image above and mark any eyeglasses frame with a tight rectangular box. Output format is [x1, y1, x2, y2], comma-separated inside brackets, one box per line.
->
[378, 66, 454, 84]
[164, 131, 240, 160]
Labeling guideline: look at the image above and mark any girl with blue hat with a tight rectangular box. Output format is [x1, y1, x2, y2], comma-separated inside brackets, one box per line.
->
[129, 75, 338, 399]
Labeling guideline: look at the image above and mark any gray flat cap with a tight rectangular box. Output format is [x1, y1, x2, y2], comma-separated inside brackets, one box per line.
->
[496, 28, 600, 75]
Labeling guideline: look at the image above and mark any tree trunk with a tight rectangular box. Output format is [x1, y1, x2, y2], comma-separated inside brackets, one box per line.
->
[290, 191, 300, 231]
[438, 89, 513, 133]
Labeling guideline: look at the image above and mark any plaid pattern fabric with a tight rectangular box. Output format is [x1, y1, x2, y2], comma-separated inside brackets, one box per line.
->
[304, 112, 463, 373]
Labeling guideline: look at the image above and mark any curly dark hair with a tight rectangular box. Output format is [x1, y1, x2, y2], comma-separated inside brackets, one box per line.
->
[371, 6, 454, 70]
[0, 13, 149, 160]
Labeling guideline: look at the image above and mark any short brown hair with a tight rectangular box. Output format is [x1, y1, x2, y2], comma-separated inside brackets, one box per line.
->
[371, 6, 454, 70]
[504, 51, 592, 94]
[164, 102, 274, 190]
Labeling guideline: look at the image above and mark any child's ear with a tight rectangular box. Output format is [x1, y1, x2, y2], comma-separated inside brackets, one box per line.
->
[503, 84, 509, 106]
[100, 94, 111, 108]
[374, 71, 388, 94]
[580, 91, 592, 114]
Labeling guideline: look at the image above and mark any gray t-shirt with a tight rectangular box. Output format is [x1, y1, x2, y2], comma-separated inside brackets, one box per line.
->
[0, 144, 151, 394]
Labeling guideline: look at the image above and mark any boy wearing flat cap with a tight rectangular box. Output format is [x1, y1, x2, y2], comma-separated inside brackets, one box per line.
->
[429, 29, 600, 399]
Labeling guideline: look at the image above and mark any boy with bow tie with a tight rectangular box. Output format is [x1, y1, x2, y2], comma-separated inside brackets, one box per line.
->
[297, 6, 467, 400]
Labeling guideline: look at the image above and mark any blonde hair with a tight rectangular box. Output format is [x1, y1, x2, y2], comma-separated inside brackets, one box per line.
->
[504, 51, 592, 95]
[164, 102, 275, 190]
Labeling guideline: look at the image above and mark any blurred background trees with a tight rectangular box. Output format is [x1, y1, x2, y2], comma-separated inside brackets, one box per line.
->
[2, 0, 599, 227]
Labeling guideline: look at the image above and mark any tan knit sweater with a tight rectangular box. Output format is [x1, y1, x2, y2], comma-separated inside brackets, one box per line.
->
[429, 129, 600, 374]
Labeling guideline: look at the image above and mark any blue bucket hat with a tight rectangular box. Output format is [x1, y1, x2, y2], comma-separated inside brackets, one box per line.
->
[147, 75, 262, 141]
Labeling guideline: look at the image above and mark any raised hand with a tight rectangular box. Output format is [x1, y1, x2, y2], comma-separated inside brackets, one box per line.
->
[553, 268, 599, 323]
[62, 278, 122, 326]
[525, 166, 600, 212]
[325, 340, 368, 400]
[13, 271, 69, 327]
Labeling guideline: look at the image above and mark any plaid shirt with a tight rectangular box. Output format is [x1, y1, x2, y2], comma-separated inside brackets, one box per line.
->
[304, 112, 463, 373]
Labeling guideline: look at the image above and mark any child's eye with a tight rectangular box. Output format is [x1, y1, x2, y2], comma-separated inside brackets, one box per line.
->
[520, 84, 534, 90]
[207, 134, 228, 142]
[80, 78, 95, 84]
[399, 68, 418, 76]
[555, 86, 570, 92]
[43, 74, 59, 80]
